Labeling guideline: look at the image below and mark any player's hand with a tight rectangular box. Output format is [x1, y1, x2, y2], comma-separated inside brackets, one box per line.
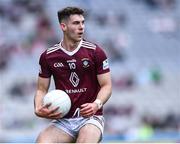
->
[80, 103, 99, 118]
[35, 103, 62, 119]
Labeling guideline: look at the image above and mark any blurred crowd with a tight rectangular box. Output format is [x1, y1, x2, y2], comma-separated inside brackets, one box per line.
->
[0, 0, 180, 142]
[0, 0, 58, 72]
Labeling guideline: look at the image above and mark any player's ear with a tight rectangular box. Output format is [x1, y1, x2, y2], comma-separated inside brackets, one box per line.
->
[60, 23, 66, 31]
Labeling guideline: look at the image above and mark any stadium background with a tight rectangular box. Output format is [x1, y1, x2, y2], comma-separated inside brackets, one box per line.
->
[0, 0, 180, 142]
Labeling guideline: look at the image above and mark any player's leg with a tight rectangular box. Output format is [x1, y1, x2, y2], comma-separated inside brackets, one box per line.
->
[36, 125, 74, 143]
[76, 123, 101, 143]
[76, 116, 104, 143]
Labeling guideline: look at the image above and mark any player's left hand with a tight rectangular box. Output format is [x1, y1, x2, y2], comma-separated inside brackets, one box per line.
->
[80, 103, 99, 117]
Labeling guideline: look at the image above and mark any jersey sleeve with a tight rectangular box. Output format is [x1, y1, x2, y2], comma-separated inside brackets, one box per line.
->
[38, 52, 52, 78]
[94, 46, 110, 74]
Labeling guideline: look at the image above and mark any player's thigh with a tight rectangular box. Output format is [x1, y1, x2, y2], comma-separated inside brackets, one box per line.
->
[76, 123, 101, 143]
[36, 125, 74, 143]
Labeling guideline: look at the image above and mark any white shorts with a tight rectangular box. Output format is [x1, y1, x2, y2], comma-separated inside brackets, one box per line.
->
[51, 115, 105, 139]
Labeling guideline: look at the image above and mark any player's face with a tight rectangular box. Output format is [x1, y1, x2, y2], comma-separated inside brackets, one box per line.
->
[63, 14, 85, 42]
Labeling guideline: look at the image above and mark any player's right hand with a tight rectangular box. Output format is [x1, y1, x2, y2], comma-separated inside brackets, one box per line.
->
[35, 103, 62, 119]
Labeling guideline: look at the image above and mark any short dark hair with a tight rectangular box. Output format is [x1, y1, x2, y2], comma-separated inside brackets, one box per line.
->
[57, 7, 84, 23]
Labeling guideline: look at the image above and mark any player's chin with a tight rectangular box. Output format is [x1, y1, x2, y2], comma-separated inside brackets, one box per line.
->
[76, 35, 83, 40]
[76, 37, 82, 42]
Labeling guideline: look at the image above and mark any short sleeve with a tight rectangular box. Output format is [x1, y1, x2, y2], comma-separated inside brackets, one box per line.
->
[39, 52, 52, 78]
[95, 46, 110, 74]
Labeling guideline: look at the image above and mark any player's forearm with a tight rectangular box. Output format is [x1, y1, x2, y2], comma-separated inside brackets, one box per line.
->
[34, 77, 50, 111]
[96, 84, 112, 105]
[96, 72, 112, 107]
[34, 90, 47, 111]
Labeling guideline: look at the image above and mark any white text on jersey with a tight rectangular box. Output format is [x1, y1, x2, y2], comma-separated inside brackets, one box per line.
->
[65, 88, 87, 94]
[54, 62, 64, 68]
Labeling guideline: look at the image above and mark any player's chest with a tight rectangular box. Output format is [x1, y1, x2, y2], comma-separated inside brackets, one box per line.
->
[49, 56, 95, 75]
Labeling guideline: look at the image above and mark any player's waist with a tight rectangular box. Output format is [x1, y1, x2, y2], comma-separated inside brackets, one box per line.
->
[64, 108, 103, 118]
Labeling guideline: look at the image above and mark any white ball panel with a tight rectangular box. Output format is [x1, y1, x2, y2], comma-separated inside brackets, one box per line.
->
[43, 90, 71, 117]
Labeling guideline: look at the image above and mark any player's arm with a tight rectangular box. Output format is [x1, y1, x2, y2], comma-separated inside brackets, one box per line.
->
[95, 72, 112, 106]
[34, 76, 61, 119]
[80, 72, 112, 117]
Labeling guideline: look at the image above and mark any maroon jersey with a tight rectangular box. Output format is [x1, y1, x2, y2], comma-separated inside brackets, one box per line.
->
[39, 39, 110, 118]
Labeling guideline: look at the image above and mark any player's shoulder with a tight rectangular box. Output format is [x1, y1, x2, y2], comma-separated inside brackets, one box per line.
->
[46, 43, 60, 54]
[40, 43, 60, 59]
[81, 39, 105, 55]
[81, 39, 98, 50]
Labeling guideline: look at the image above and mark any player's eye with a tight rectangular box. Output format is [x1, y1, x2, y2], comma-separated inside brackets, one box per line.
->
[73, 21, 79, 25]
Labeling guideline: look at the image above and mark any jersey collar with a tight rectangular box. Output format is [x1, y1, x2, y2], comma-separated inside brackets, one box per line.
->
[59, 40, 82, 56]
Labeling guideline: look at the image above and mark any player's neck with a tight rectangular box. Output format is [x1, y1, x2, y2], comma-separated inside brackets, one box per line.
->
[61, 38, 80, 52]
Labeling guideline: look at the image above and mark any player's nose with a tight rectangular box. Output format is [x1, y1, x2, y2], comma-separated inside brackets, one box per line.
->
[79, 22, 84, 30]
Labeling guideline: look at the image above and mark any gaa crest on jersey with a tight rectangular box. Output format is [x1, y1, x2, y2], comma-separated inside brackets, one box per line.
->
[81, 58, 90, 68]
[54, 62, 64, 68]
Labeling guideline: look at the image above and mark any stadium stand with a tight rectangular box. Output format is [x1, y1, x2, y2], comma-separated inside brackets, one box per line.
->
[0, 0, 180, 142]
